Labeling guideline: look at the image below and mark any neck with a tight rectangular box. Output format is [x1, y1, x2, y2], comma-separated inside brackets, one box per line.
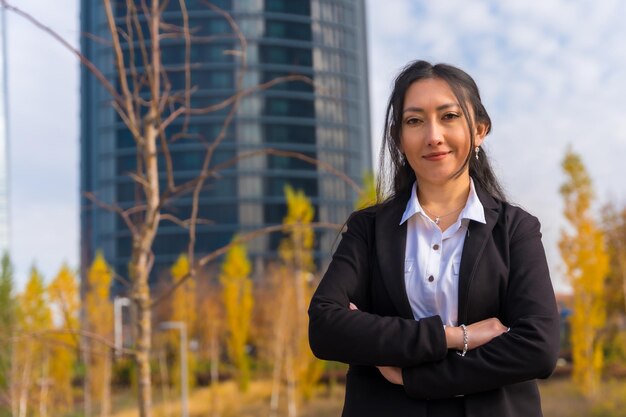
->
[416, 174, 471, 211]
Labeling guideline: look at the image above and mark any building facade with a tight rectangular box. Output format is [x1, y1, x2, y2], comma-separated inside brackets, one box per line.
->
[80, 0, 371, 281]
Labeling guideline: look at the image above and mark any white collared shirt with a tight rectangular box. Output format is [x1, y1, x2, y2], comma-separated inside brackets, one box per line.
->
[399, 179, 486, 326]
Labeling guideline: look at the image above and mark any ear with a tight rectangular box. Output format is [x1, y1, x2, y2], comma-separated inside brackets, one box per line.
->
[474, 121, 488, 147]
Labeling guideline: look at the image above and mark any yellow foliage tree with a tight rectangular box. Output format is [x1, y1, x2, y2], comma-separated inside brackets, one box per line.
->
[601, 204, 626, 366]
[559, 148, 609, 397]
[195, 276, 223, 416]
[279, 185, 315, 273]
[355, 171, 378, 210]
[0, 253, 14, 417]
[47, 264, 80, 414]
[271, 186, 324, 413]
[220, 239, 253, 392]
[167, 254, 197, 390]
[14, 266, 52, 417]
[84, 252, 114, 416]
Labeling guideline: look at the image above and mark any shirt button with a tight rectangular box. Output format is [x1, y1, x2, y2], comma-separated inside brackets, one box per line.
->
[428, 275, 434, 282]
[433, 244, 440, 250]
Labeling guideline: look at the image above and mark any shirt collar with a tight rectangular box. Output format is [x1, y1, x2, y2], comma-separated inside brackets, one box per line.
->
[399, 178, 486, 225]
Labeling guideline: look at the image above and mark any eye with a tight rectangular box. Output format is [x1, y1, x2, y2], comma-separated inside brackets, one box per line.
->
[442, 112, 461, 121]
[404, 117, 422, 125]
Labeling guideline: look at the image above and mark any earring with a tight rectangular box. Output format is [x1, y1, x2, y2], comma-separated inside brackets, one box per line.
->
[475, 146, 480, 160]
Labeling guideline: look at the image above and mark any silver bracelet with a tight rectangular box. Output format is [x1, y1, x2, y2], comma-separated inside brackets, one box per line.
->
[457, 324, 468, 357]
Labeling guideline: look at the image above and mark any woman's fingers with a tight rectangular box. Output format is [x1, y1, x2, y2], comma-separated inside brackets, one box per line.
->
[466, 318, 509, 350]
[349, 302, 358, 311]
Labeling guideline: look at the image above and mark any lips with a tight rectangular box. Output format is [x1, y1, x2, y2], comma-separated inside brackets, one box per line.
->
[423, 151, 450, 161]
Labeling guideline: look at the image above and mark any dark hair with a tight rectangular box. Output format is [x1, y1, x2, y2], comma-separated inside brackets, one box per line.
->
[377, 60, 506, 202]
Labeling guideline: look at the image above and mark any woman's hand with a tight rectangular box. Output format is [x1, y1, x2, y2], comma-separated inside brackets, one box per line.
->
[445, 318, 509, 351]
[377, 366, 403, 385]
[349, 303, 404, 385]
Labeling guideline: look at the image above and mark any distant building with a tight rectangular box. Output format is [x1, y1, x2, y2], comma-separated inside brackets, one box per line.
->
[80, 0, 371, 282]
[0, 9, 9, 254]
[556, 292, 573, 361]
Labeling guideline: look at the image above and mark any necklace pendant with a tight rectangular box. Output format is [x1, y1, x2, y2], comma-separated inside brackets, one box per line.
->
[435, 217, 440, 225]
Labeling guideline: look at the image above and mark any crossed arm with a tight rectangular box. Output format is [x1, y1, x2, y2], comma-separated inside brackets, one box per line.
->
[348, 302, 509, 385]
[308, 210, 560, 399]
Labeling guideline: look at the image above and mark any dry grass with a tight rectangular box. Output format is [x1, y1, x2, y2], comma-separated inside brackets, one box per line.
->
[109, 377, 626, 417]
[540, 377, 626, 417]
[110, 380, 344, 417]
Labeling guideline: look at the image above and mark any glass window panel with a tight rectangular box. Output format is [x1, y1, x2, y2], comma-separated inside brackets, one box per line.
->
[265, 20, 312, 41]
[164, 0, 233, 12]
[264, 98, 314, 118]
[264, 124, 316, 144]
[259, 45, 312, 67]
[267, 153, 316, 170]
[117, 155, 137, 175]
[265, 0, 311, 15]
[116, 182, 141, 203]
[166, 70, 234, 90]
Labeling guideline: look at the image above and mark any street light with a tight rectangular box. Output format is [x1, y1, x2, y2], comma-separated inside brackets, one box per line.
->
[159, 321, 189, 417]
[114, 297, 131, 357]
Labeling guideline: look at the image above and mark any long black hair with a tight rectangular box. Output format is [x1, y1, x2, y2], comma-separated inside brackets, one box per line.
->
[377, 60, 506, 202]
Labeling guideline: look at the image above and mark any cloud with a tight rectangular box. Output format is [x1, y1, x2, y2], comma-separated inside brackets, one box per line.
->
[11, 199, 79, 290]
[366, 0, 626, 292]
[6, 0, 79, 288]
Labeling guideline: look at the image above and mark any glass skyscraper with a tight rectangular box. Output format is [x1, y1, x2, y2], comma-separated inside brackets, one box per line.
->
[80, 0, 371, 280]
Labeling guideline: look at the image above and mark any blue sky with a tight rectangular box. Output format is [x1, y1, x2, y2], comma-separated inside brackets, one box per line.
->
[6, 0, 626, 292]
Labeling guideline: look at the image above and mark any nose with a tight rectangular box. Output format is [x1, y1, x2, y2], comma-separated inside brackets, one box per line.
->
[425, 121, 443, 146]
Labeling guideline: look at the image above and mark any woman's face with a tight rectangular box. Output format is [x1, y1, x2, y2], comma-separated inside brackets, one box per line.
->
[399, 78, 486, 188]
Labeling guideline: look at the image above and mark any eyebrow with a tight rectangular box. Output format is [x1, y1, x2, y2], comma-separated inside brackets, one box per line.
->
[403, 103, 460, 113]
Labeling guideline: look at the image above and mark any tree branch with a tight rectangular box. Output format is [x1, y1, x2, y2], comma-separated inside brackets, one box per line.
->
[83, 192, 139, 237]
[7, 329, 136, 357]
[150, 221, 342, 307]
[161, 147, 361, 207]
[160, 213, 213, 229]
[0, 0, 123, 104]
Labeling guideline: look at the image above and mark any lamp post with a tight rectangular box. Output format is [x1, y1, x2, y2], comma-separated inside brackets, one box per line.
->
[159, 321, 189, 417]
[113, 297, 131, 357]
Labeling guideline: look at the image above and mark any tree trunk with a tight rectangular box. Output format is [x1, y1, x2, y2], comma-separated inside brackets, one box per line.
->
[82, 338, 92, 417]
[158, 349, 172, 417]
[270, 285, 289, 417]
[269, 339, 283, 417]
[133, 111, 161, 417]
[210, 327, 220, 417]
[618, 253, 626, 315]
[39, 353, 49, 417]
[134, 278, 153, 417]
[17, 349, 31, 417]
[285, 349, 297, 417]
[101, 350, 111, 417]
[10, 339, 18, 417]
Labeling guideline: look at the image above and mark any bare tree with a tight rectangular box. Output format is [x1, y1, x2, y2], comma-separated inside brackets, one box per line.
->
[0, 1, 356, 416]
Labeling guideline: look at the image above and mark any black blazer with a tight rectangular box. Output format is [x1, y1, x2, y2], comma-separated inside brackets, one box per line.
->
[308, 183, 560, 417]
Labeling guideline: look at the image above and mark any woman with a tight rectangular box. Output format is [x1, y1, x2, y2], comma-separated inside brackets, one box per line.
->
[308, 60, 560, 417]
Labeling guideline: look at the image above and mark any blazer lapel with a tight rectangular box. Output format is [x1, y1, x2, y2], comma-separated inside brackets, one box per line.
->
[375, 192, 414, 319]
[457, 185, 500, 324]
